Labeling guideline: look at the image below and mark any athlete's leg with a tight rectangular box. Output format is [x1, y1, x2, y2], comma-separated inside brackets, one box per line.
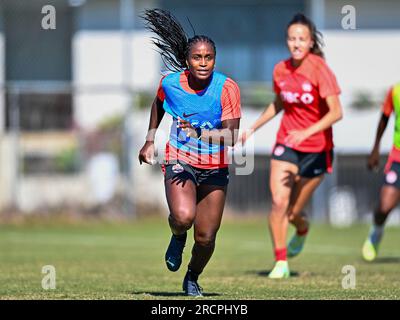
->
[288, 175, 324, 229]
[363, 185, 400, 261]
[164, 177, 197, 272]
[286, 175, 324, 257]
[267, 159, 298, 278]
[268, 159, 298, 254]
[189, 184, 227, 274]
[165, 177, 197, 235]
[376, 185, 400, 224]
[182, 184, 226, 296]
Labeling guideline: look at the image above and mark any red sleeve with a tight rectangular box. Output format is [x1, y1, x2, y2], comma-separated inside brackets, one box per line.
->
[221, 78, 241, 121]
[157, 76, 166, 101]
[273, 64, 282, 95]
[317, 63, 341, 99]
[382, 87, 394, 116]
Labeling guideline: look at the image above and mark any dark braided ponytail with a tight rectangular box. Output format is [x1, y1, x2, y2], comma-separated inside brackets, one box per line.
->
[142, 9, 216, 72]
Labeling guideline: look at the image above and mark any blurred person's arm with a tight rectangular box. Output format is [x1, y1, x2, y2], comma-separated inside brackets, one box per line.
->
[138, 97, 165, 165]
[237, 95, 284, 145]
[284, 95, 343, 147]
[368, 113, 389, 171]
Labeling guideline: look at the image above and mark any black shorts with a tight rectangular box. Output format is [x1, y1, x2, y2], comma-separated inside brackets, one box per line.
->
[271, 144, 333, 178]
[383, 161, 400, 189]
[162, 161, 229, 186]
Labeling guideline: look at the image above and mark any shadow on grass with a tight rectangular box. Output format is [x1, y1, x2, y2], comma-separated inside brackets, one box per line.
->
[246, 270, 300, 277]
[372, 256, 400, 264]
[132, 291, 221, 297]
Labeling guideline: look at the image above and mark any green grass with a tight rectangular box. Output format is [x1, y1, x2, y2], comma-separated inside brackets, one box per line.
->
[0, 216, 400, 300]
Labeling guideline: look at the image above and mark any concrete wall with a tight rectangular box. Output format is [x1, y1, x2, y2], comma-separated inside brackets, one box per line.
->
[72, 30, 159, 130]
[0, 33, 5, 134]
[324, 30, 400, 99]
[72, 0, 159, 130]
[0, 3, 5, 133]
[325, 0, 400, 29]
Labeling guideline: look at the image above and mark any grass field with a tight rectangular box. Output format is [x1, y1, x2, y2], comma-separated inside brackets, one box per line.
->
[0, 216, 399, 300]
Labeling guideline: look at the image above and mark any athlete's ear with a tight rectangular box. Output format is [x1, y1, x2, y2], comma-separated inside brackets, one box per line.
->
[185, 60, 189, 69]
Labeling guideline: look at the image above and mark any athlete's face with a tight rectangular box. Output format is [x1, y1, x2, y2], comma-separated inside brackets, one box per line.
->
[287, 24, 314, 62]
[186, 42, 216, 81]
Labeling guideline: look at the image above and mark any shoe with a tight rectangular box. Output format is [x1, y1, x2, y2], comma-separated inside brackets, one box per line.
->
[182, 270, 203, 297]
[362, 238, 378, 262]
[362, 225, 384, 262]
[288, 233, 307, 258]
[165, 233, 186, 272]
[268, 260, 290, 279]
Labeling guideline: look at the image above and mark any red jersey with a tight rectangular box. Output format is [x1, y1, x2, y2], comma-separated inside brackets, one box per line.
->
[273, 53, 341, 152]
[157, 71, 241, 169]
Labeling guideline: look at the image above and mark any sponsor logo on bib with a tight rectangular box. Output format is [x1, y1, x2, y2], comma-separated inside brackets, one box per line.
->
[172, 163, 184, 174]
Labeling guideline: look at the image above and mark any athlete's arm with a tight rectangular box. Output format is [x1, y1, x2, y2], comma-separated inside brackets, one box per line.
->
[205, 118, 241, 146]
[285, 94, 343, 147]
[138, 97, 165, 165]
[237, 94, 284, 145]
[178, 118, 240, 147]
[367, 113, 389, 171]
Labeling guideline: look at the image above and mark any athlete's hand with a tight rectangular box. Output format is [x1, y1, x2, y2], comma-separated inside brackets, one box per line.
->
[177, 117, 193, 129]
[285, 129, 310, 148]
[138, 141, 156, 165]
[367, 148, 380, 171]
[177, 117, 199, 138]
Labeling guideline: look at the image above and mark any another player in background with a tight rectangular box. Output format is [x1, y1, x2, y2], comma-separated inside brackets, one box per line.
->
[238, 13, 343, 278]
[139, 9, 241, 296]
[363, 83, 400, 261]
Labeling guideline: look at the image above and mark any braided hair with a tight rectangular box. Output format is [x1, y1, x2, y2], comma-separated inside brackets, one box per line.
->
[287, 13, 325, 58]
[142, 9, 216, 72]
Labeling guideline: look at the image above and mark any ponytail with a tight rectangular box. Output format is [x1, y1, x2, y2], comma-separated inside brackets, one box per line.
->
[142, 9, 216, 72]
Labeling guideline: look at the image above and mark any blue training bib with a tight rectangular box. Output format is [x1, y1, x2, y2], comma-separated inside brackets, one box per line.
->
[161, 71, 227, 155]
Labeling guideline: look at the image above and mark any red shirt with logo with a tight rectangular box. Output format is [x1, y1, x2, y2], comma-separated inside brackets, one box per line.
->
[273, 53, 341, 152]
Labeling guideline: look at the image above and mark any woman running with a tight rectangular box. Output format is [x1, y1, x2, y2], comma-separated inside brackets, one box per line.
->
[239, 13, 343, 278]
[139, 9, 241, 296]
[362, 83, 400, 261]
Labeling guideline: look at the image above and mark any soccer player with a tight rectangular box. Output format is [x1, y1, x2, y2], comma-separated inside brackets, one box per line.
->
[138, 9, 241, 296]
[238, 13, 343, 278]
[362, 83, 400, 261]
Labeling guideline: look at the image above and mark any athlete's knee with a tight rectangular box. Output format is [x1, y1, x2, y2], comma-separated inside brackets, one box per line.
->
[379, 186, 400, 214]
[169, 209, 194, 229]
[271, 195, 289, 214]
[194, 231, 216, 247]
[376, 206, 392, 216]
[378, 200, 396, 215]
